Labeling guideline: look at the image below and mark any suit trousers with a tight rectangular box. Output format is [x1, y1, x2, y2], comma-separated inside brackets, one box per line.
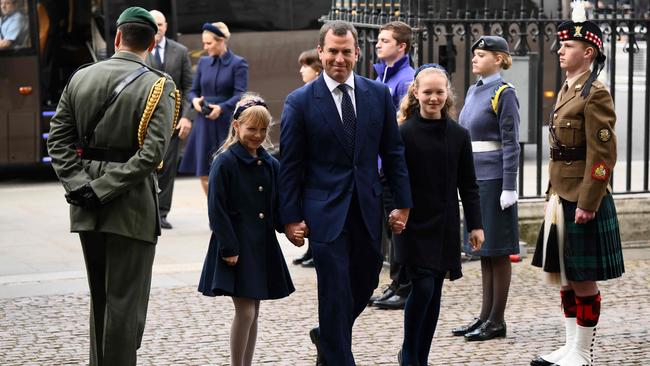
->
[158, 133, 181, 218]
[79, 232, 156, 366]
[310, 194, 384, 366]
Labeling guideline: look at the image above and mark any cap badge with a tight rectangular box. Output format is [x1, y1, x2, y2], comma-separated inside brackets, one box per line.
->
[478, 39, 485, 48]
[574, 26, 583, 37]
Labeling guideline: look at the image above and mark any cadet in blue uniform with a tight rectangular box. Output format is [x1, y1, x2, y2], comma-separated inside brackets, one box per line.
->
[198, 94, 294, 366]
[455, 35, 521, 342]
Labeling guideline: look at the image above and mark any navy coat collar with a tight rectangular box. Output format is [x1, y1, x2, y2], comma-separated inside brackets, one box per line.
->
[230, 142, 273, 165]
[210, 49, 233, 66]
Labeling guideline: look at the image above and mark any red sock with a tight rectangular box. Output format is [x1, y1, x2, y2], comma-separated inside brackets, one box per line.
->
[576, 292, 601, 327]
[560, 290, 577, 318]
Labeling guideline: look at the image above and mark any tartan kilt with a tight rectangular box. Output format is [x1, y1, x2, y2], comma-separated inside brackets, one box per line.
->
[562, 194, 624, 281]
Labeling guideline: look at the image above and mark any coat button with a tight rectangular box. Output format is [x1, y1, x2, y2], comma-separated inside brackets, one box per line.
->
[553, 113, 557, 118]
[567, 122, 571, 127]
[258, 213, 265, 219]
[257, 160, 262, 166]
[258, 186, 264, 192]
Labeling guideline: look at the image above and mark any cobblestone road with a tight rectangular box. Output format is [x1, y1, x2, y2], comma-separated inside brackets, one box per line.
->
[1, 256, 648, 365]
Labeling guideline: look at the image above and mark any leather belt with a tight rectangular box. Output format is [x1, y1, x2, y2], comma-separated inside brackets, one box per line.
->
[76, 146, 137, 163]
[471, 140, 502, 152]
[550, 146, 586, 161]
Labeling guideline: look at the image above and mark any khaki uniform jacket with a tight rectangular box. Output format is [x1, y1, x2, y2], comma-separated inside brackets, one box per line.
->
[548, 71, 617, 212]
[47, 51, 177, 243]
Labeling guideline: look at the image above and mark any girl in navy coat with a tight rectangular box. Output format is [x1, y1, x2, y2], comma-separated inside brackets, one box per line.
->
[198, 94, 295, 366]
[179, 21, 249, 196]
[395, 64, 484, 366]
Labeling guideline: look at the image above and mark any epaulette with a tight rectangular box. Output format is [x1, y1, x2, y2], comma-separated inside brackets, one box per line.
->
[491, 82, 516, 114]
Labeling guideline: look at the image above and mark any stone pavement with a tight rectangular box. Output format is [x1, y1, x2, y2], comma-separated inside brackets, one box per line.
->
[1, 178, 649, 365]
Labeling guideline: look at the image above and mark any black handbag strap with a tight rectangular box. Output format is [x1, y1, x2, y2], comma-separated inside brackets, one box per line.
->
[79, 66, 149, 145]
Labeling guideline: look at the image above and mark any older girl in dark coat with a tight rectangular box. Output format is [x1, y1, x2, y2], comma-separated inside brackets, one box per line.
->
[394, 64, 484, 366]
[198, 94, 295, 366]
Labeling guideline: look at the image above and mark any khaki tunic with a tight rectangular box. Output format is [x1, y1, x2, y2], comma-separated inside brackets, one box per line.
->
[548, 71, 617, 212]
[47, 51, 177, 243]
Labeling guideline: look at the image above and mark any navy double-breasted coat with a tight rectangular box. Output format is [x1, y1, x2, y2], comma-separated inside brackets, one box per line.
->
[198, 143, 294, 300]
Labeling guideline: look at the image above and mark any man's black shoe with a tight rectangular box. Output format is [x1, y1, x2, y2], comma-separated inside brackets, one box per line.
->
[374, 294, 406, 310]
[292, 251, 311, 265]
[160, 217, 172, 229]
[301, 258, 315, 268]
[368, 286, 395, 306]
[309, 327, 326, 366]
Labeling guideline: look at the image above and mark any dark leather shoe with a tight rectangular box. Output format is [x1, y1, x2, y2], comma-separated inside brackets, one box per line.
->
[451, 317, 483, 336]
[160, 217, 172, 229]
[530, 356, 554, 366]
[369, 286, 395, 306]
[374, 294, 406, 310]
[309, 327, 326, 366]
[464, 320, 506, 341]
[301, 258, 315, 268]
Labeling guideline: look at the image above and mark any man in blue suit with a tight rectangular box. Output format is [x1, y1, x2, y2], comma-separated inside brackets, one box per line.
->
[279, 20, 412, 366]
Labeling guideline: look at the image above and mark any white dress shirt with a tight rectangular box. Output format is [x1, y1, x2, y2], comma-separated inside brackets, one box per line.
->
[322, 72, 357, 121]
[151, 36, 166, 64]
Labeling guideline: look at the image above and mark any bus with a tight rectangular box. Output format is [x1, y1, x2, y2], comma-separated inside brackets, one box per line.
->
[0, 0, 330, 166]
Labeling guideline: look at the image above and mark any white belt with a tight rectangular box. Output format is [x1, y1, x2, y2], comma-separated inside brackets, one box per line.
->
[471, 141, 502, 152]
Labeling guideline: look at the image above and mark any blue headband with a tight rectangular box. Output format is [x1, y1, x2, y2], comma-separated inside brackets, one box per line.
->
[233, 100, 268, 120]
[202, 23, 226, 38]
[414, 63, 449, 78]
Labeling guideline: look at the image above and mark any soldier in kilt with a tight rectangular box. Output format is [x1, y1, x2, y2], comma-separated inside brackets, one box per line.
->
[530, 2, 624, 366]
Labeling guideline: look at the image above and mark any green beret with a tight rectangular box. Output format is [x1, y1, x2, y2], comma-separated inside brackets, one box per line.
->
[116, 7, 157, 32]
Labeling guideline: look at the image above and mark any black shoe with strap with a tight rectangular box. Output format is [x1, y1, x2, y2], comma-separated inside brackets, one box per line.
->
[464, 320, 507, 341]
[451, 317, 483, 336]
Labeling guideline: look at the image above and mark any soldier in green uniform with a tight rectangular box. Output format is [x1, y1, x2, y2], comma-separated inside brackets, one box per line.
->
[47, 7, 178, 365]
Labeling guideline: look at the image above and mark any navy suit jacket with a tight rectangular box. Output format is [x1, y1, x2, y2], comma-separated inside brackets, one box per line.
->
[279, 74, 412, 243]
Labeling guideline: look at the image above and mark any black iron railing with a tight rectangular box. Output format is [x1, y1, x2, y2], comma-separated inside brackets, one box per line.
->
[322, 0, 650, 197]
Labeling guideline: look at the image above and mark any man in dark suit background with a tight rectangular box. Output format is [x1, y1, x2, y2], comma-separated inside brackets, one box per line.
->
[147, 9, 193, 229]
[279, 20, 412, 366]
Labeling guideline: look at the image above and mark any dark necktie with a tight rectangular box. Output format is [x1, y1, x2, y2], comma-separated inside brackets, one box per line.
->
[476, 80, 483, 86]
[559, 82, 569, 101]
[337, 84, 356, 153]
[153, 45, 163, 69]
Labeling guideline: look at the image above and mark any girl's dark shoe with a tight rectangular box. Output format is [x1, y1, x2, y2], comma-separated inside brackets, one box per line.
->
[464, 320, 506, 341]
[451, 317, 483, 336]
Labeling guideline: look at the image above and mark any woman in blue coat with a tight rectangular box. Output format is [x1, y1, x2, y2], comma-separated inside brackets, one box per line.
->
[179, 21, 249, 195]
[198, 94, 294, 366]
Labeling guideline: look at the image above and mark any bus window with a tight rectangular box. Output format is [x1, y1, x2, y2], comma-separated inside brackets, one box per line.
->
[0, 0, 30, 50]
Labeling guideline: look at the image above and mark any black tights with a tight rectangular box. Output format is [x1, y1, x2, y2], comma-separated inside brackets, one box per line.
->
[402, 275, 444, 366]
[478, 255, 512, 323]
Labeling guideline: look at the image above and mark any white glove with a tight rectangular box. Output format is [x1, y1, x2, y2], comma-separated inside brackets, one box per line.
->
[500, 190, 518, 210]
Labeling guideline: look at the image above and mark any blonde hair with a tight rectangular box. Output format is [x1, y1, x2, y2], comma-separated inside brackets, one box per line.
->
[494, 51, 512, 70]
[216, 93, 272, 155]
[397, 67, 456, 124]
[204, 21, 231, 41]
